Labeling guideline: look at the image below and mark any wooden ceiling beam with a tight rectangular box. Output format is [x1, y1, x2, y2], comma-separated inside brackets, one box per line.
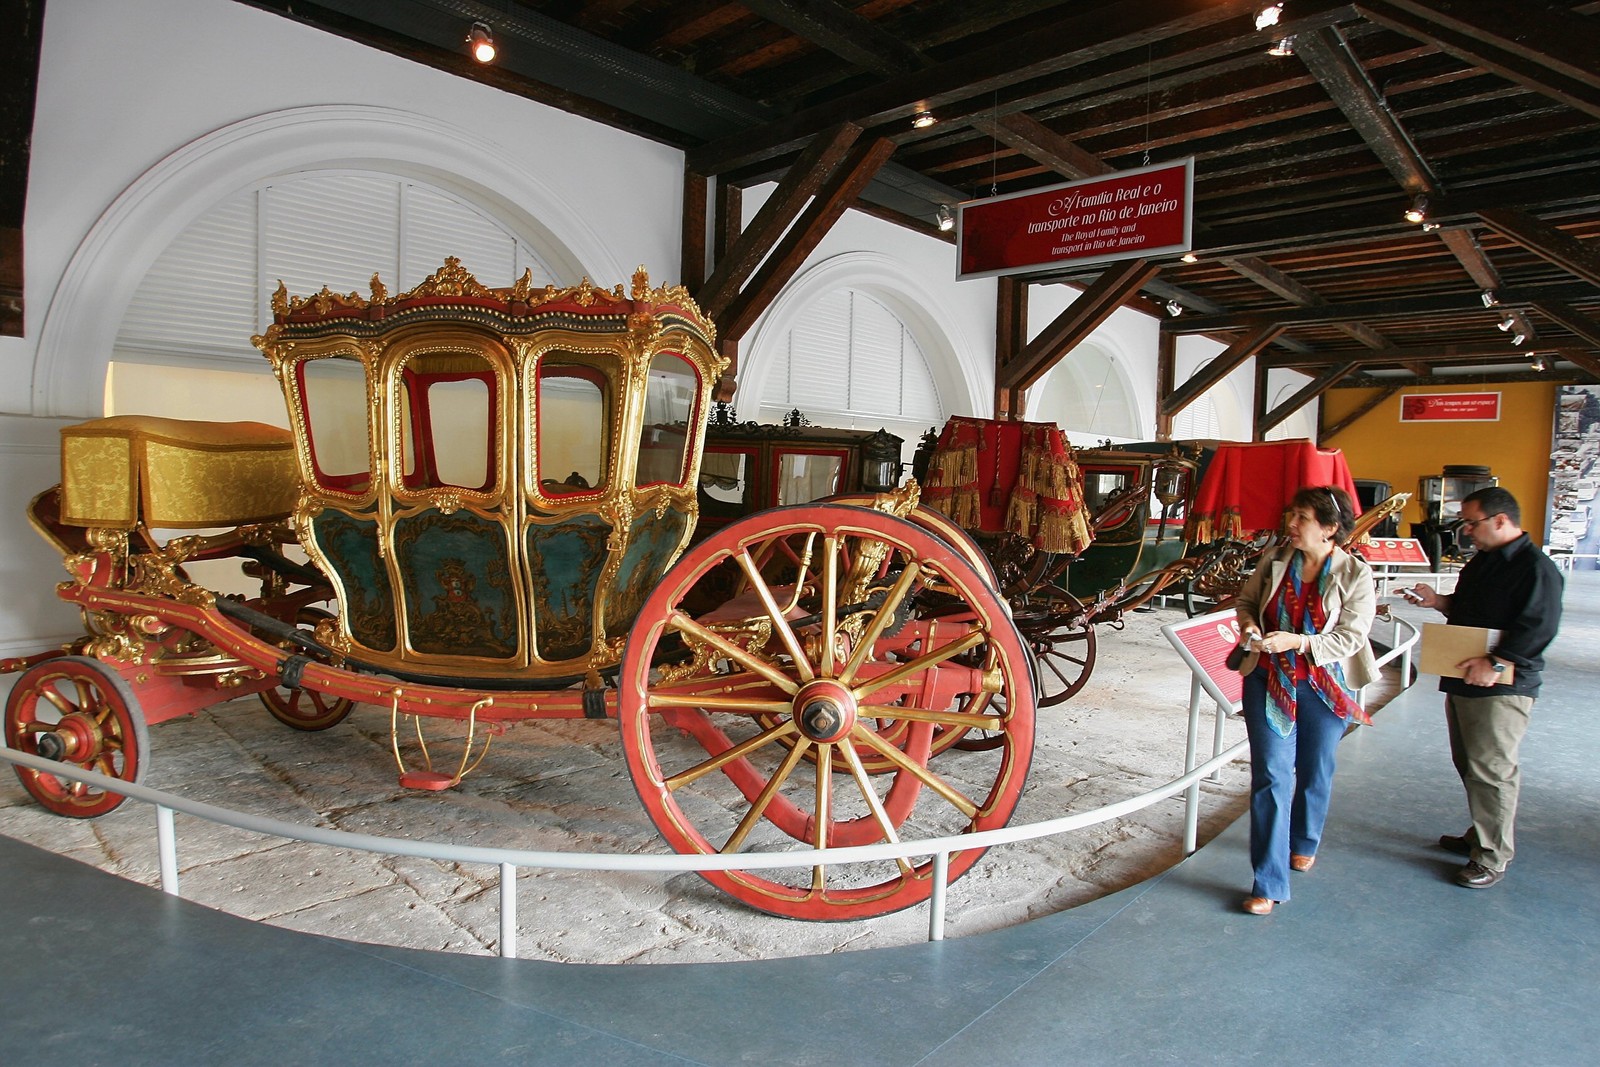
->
[1163, 281, 1595, 334]
[1478, 208, 1600, 288]
[1532, 302, 1600, 349]
[997, 259, 1160, 392]
[1555, 347, 1600, 379]
[1221, 254, 1394, 349]
[719, 136, 898, 342]
[1356, 0, 1600, 119]
[1159, 323, 1286, 418]
[970, 113, 1114, 181]
[1293, 25, 1436, 194]
[739, 0, 929, 77]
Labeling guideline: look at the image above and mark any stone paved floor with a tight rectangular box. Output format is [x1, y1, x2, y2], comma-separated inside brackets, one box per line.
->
[1, 601, 1404, 963]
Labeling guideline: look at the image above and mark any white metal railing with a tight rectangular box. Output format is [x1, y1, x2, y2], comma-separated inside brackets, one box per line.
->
[0, 621, 1421, 960]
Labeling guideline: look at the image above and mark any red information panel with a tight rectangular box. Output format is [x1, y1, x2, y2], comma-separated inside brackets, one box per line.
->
[1162, 611, 1248, 709]
[1360, 538, 1430, 565]
[1399, 392, 1501, 422]
[957, 159, 1194, 280]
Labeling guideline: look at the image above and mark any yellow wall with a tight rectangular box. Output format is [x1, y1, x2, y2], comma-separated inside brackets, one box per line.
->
[1323, 382, 1557, 541]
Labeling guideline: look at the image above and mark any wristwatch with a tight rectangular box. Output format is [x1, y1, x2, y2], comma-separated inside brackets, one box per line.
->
[1489, 658, 1507, 675]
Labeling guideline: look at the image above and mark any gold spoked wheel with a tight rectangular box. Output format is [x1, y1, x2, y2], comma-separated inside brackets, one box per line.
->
[618, 503, 1036, 921]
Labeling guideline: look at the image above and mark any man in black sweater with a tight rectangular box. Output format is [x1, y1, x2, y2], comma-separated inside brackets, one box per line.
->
[1410, 486, 1564, 889]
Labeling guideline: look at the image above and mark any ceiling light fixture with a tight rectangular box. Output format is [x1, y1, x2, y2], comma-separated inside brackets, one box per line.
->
[1404, 194, 1429, 224]
[1481, 289, 1499, 308]
[936, 204, 954, 232]
[1267, 35, 1296, 56]
[1180, 252, 1198, 263]
[1421, 220, 1440, 232]
[1165, 300, 1184, 317]
[1498, 315, 1516, 332]
[1532, 355, 1549, 372]
[912, 110, 936, 129]
[467, 22, 496, 64]
[1512, 332, 1527, 346]
[1255, 4, 1285, 31]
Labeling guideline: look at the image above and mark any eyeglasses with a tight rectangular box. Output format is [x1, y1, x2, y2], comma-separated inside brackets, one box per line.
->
[1459, 513, 1501, 530]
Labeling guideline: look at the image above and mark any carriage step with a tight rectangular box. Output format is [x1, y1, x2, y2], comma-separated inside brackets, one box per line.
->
[398, 770, 461, 791]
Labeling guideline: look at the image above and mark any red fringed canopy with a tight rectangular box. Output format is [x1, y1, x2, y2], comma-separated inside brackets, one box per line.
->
[1185, 439, 1360, 543]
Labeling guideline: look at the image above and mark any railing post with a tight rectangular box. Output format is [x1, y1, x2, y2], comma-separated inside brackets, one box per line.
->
[1183, 677, 1202, 854]
[499, 863, 518, 959]
[928, 851, 950, 942]
[157, 804, 180, 896]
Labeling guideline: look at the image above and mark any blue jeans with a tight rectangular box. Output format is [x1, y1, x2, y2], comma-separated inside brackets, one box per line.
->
[1241, 669, 1350, 901]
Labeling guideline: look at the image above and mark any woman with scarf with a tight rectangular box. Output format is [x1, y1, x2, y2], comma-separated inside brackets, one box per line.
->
[1234, 485, 1377, 916]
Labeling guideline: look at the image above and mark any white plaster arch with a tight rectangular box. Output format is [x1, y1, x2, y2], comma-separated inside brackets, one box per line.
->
[1026, 338, 1146, 442]
[33, 105, 620, 417]
[735, 251, 986, 420]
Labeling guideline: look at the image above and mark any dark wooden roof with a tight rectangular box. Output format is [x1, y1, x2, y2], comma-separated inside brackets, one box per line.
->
[185, 3, 1600, 393]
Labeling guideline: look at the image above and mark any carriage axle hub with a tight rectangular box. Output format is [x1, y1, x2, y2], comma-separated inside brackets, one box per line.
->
[793, 680, 857, 743]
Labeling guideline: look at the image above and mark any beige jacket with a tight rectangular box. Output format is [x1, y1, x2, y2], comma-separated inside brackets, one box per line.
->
[1235, 545, 1379, 690]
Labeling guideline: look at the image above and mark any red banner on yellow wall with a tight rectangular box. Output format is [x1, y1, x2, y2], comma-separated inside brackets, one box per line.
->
[1399, 392, 1502, 422]
[956, 158, 1194, 280]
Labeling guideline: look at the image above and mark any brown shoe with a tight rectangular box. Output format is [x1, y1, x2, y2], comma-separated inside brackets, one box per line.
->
[1290, 854, 1316, 872]
[1438, 833, 1472, 857]
[1242, 896, 1276, 915]
[1455, 861, 1504, 889]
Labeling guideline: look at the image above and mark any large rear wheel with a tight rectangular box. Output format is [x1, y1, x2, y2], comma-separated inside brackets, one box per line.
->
[619, 504, 1035, 920]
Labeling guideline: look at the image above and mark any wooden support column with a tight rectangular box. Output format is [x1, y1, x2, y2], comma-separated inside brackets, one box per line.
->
[1155, 330, 1176, 440]
[699, 123, 862, 321]
[719, 136, 896, 342]
[997, 259, 1159, 392]
[1251, 361, 1271, 441]
[680, 168, 709, 292]
[994, 276, 1029, 419]
[710, 180, 744, 401]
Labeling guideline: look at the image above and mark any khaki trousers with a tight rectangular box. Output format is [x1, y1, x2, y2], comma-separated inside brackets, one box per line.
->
[1445, 692, 1534, 872]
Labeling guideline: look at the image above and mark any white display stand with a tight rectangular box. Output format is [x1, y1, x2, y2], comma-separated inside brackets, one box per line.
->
[1160, 609, 1250, 855]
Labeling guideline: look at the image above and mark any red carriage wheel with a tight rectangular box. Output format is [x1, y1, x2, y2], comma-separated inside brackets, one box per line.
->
[4, 656, 149, 818]
[619, 503, 1035, 921]
[257, 608, 355, 731]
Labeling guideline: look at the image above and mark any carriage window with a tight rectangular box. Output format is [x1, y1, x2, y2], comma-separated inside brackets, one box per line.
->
[777, 451, 844, 505]
[698, 449, 753, 520]
[298, 355, 371, 492]
[636, 353, 698, 487]
[1081, 469, 1132, 515]
[536, 361, 608, 495]
[397, 356, 496, 492]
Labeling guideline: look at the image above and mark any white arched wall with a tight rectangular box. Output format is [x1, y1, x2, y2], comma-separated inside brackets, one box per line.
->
[735, 252, 987, 421]
[32, 105, 620, 419]
[1027, 339, 1145, 443]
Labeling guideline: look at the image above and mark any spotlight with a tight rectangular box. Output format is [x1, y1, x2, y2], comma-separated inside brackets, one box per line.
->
[1267, 35, 1296, 56]
[1481, 289, 1499, 308]
[467, 22, 495, 64]
[1165, 300, 1184, 317]
[1421, 221, 1440, 232]
[911, 110, 936, 129]
[1254, 4, 1285, 31]
[1498, 316, 1515, 331]
[1180, 252, 1199, 264]
[1512, 332, 1527, 346]
[1532, 355, 1549, 372]
[936, 204, 954, 232]
[1403, 194, 1428, 224]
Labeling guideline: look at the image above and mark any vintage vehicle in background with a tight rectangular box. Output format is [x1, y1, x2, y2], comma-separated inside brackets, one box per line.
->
[2, 260, 1037, 922]
[694, 407, 903, 540]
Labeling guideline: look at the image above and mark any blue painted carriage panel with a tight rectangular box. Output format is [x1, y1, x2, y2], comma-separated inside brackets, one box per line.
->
[311, 510, 397, 652]
[603, 505, 690, 638]
[393, 510, 518, 659]
[525, 515, 612, 662]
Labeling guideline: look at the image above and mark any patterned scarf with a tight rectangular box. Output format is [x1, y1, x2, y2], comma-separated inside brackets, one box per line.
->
[1263, 550, 1372, 738]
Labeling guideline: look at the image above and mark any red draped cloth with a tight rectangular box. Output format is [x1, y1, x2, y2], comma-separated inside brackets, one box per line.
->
[1184, 439, 1360, 543]
[922, 416, 1092, 555]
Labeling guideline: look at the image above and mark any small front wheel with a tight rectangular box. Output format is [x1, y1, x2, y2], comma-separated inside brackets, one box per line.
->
[4, 656, 149, 818]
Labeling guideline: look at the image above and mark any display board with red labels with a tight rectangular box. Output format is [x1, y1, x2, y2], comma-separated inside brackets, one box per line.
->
[1359, 537, 1430, 566]
[1161, 610, 1248, 710]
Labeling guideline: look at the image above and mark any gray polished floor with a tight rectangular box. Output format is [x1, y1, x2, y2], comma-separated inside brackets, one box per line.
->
[4, 571, 1597, 1066]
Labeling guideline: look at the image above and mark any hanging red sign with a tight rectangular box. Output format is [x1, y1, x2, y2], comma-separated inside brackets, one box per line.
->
[956, 158, 1194, 280]
[1399, 392, 1501, 422]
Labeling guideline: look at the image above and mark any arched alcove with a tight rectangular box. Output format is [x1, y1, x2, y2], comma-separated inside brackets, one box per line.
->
[1028, 342, 1143, 442]
[32, 105, 617, 418]
[737, 252, 985, 433]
